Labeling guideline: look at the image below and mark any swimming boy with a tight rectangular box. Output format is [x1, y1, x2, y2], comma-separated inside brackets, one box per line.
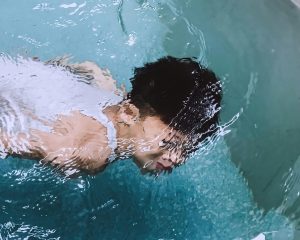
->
[0, 55, 221, 176]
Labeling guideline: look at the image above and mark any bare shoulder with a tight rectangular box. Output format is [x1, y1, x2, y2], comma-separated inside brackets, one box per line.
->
[29, 111, 112, 175]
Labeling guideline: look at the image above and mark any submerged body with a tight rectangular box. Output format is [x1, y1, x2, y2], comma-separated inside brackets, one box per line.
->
[0, 55, 222, 176]
[0, 56, 123, 174]
[0, 56, 122, 133]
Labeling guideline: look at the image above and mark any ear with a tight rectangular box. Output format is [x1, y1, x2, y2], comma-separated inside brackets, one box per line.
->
[118, 102, 140, 126]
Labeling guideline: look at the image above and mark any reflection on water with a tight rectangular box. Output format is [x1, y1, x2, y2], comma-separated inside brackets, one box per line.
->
[0, 221, 57, 240]
[0, 0, 299, 239]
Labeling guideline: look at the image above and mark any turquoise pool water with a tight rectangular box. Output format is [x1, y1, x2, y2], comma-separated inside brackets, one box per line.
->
[1, 0, 300, 239]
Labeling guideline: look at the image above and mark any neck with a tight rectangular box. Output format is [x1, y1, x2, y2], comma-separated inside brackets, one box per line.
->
[103, 105, 135, 158]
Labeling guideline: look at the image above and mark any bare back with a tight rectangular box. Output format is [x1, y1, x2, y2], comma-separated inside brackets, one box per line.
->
[0, 56, 122, 174]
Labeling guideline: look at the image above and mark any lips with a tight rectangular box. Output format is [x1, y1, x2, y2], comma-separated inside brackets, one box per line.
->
[156, 162, 172, 171]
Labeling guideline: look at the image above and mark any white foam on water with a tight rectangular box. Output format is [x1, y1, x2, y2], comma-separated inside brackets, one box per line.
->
[60, 3, 77, 9]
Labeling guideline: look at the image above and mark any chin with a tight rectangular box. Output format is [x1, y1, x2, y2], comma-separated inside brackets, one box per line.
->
[137, 164, 156, 174]
[134, 162, 158, 175]
[133, 157, 155, 169]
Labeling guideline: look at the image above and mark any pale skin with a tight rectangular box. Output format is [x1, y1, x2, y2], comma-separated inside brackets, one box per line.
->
[0, 60, 187, 176]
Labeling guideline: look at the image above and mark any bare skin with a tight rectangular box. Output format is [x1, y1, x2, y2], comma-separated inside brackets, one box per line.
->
[44, 56, 125, 95]
[104, 103, 187, 173]
[0, 60, 187, 176]
[29, 111, 112, 174]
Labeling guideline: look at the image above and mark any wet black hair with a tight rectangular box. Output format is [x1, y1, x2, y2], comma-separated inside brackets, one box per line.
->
[128, 56, 222, 151]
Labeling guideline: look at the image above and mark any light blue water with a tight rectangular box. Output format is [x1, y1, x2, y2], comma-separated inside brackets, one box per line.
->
[0, 0, 299, 239]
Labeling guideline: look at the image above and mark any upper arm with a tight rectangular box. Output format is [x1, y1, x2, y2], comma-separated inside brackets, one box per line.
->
[73, 61, 118, 92]
[45, 57, 123, 94]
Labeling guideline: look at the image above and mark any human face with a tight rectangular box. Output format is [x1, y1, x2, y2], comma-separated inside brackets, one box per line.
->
[132, 116, 187, 174]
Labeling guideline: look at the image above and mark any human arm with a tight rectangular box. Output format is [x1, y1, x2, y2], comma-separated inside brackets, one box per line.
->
[45, 56, 126, 96]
